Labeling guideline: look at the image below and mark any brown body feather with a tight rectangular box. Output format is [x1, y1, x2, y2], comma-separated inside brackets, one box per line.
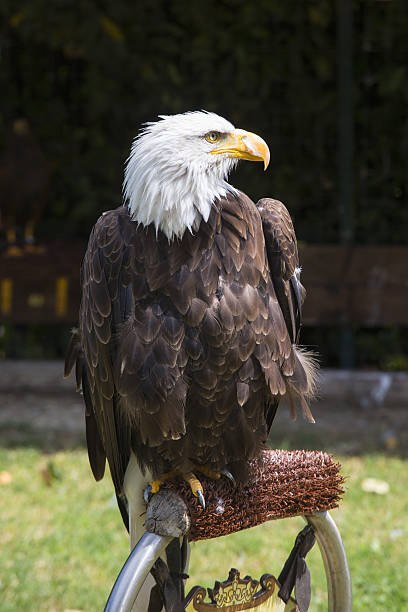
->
[66, 192, 316, 505]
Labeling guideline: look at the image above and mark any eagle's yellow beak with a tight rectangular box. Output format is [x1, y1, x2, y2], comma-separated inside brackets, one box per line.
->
[211, 129, 270, 170]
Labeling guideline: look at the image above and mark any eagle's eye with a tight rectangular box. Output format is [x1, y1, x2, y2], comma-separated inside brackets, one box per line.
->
[205, 131, 220, 143]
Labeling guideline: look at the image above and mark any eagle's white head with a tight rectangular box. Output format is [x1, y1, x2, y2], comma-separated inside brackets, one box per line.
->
[123, 111, 270, 240]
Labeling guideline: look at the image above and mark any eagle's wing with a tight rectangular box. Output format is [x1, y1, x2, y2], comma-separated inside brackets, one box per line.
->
[65, 209, 135, 524]
[257, 198, 304, 344]
[256, 198, 316, 423]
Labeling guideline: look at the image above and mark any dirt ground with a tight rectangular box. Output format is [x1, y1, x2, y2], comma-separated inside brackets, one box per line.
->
[0, 361, 407, 456]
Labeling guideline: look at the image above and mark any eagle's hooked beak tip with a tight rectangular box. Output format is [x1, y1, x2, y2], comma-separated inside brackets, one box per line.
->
[211, 129, 270, 171]
[263, 151, 270, 171]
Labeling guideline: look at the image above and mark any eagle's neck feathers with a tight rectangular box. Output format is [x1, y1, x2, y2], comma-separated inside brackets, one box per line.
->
[124, 156, 236, 240]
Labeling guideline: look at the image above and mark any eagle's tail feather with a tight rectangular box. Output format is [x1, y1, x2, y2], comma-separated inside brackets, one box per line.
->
[286, 347, 319, 422]
[64, 327, 80, 380]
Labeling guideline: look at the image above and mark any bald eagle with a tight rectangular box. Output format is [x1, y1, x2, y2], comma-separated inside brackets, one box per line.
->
[65, 111, 317, 609]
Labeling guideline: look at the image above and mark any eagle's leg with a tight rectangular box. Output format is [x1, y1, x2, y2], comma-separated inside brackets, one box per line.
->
[184, 472, 206, 509]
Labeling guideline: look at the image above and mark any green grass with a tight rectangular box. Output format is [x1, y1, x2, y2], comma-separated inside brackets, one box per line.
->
[1, 449, 407, 611]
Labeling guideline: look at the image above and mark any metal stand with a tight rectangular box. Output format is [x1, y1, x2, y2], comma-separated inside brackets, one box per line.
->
[104, 532, 171, 612]
[304, 511, 352, 611]
[104, 511, 352, 611]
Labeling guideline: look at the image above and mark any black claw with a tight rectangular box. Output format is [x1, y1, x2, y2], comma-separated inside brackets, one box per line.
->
[197, 489, 206, 509]
[221, 469, 236, 486]
[144, 484, 152, 504]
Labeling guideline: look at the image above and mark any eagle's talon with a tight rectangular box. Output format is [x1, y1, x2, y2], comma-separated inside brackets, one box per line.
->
[143, 484, 152, 504]
[197, 489, 206, 510]
[221, 469, 236, 486]
[143, 474, 172, 504]
[185, 472, 206, 509]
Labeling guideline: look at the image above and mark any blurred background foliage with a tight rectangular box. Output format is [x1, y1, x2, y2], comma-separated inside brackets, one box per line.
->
[0, 0, 407, 365]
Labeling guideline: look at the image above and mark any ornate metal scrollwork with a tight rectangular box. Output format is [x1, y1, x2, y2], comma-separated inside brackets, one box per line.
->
[185, 568, 298, 611]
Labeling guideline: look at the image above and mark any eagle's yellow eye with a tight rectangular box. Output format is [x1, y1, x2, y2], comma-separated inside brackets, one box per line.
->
[205, 131, 220, 143]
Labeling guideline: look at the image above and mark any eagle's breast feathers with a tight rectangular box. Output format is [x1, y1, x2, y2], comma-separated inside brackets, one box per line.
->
[70, 191, 316, 490]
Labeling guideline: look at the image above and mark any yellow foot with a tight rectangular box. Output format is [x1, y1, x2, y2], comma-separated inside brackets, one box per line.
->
[150, 479, 163, 494]
[184, 472, 206, 509]
[196, 465, 221, 480]
[4, 245, 24, 257]
[143, 467, 235, 509]
[143, 469, 206, 509]
[143, 470, 176, 503]
[196, 465, 236, 485]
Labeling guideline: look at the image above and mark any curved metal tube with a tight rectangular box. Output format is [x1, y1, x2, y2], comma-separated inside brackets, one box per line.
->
[104, 531, 171, 612]
[304, 511, 352, 612]
[105, 510, 351, 611]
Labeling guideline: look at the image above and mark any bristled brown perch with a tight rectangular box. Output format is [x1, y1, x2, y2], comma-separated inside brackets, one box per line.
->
[105, 449, 350, 612]
[149, 449, 344, 542]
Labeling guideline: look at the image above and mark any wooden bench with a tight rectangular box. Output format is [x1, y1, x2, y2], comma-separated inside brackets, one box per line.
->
[1, 243, 407, 326]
